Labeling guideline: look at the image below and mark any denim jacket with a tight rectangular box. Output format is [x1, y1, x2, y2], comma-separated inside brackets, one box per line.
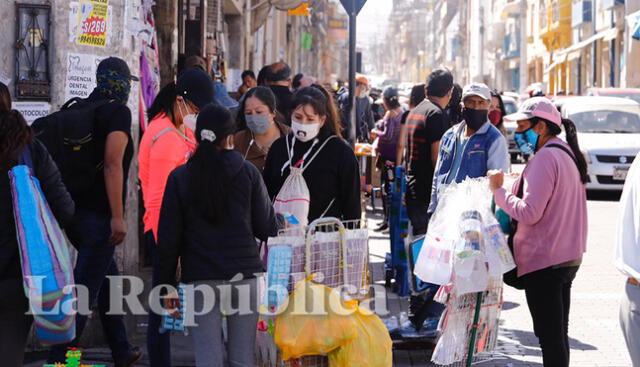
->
[428, 121, 509, 213]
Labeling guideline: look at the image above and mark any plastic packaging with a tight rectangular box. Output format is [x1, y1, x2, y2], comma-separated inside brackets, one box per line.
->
[274, 276, 357, 360]
[328, 301, 393, 367]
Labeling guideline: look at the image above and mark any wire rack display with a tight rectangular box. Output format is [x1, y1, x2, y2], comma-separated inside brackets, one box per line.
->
[257, 218, 370, 367]
[432, 277, 504, 366]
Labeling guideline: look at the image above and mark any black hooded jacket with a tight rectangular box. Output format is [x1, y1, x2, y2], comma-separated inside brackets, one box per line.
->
[157, 150, 278, 287]
[0, 139, 74, 309]
[263, 129, 361, 223]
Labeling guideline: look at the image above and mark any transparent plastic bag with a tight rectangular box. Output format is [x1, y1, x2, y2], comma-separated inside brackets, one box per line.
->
[413, 234, 455, 285]
[274, 276, 357, 360]
[328, 301, 392, 367]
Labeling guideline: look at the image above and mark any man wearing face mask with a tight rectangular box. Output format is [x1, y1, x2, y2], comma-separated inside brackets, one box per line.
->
[48, 57, 144, 365]
[428, 82, 510, 214]
[338, 74, 375, 144]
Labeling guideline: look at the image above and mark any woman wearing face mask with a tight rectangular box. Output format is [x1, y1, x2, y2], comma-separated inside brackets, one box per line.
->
[158, 103, 278, 367]
[263, 86, 361, 222]
[488, 97, 588, 367]
[234, 87, 289, 173]
[138, 67, 214, 367]
[489, 90, 508, 136]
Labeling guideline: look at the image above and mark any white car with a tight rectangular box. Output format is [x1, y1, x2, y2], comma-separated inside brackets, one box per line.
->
[558, 96, 640, 191]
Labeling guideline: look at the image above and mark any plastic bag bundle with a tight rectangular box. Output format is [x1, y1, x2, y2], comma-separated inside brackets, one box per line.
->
[328, 301, 392, 367]
[414, 178, 515, 287]
[9, 165, 75, 345]
[274, 276, 357, 360]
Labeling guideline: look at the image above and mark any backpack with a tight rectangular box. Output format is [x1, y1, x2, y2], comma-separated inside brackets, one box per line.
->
[274, 135, 337, 227]
[32, 97, 111, 196]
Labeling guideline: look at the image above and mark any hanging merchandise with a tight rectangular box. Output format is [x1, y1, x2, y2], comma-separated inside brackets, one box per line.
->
[159, 283, 188, 335]
[409, 178, 514, 365]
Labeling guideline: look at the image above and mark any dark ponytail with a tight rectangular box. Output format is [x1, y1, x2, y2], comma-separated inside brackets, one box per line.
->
[188, 104, 235, 225]
[560, 118, 588, 184]
[148, 82, 178, 126]
[189, 141, 229, 225]
[537, 117, 588, 184]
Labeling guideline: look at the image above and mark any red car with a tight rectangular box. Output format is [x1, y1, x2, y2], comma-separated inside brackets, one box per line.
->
[586, 88, 640, 104]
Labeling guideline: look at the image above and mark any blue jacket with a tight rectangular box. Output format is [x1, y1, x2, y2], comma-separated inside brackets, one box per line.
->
[428, 121, 509, 213]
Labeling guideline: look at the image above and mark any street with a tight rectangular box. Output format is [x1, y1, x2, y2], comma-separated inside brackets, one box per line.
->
[367, 186, 631, 367]
[25, 186, 631, 367]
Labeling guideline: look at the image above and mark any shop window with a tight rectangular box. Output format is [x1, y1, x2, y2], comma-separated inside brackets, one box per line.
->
[15, 3, 51, 100]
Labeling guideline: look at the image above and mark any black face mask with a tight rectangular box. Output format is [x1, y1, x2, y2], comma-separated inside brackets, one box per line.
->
[463, 108, 489, 131]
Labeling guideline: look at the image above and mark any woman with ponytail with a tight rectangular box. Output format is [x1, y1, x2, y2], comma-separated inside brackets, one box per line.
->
[0, 103, 74, 364]
[488, 97, 588, 367]
[139, 67, 214, 367]
[157, 103, 277, 367]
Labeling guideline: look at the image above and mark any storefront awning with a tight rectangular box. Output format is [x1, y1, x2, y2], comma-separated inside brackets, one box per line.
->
[544, 53, 567, 74]
[554, 27, 619, 61]
[500, 1, 521, 19]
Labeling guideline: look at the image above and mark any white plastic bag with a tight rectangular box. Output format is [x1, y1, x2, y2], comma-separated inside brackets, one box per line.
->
[452, 252, 489, 296]
[273, 166, 311, 226]
[413, 233, 455, 286]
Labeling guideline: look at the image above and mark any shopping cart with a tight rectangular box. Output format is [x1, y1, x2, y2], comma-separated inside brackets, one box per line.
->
[257, 217, 370, 367]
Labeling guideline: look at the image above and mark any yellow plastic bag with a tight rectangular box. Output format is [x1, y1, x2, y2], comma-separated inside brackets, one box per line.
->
[328, 301, 393, 367]
[274, 276, 357, 360]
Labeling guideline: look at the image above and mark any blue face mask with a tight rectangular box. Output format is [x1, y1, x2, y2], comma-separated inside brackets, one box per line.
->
[245, 114, 272, 135]
[514, 127, 539, 155]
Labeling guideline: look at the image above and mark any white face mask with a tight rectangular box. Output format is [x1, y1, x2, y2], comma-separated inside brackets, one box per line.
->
[180, 100, 198, 133]
[358, 89, 369, 99]
[291, 120, 321, 142]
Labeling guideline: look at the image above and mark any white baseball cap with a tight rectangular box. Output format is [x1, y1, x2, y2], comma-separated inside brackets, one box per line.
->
[462, 82, 492, 102]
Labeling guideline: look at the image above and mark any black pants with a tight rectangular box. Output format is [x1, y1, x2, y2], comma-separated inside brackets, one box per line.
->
[522, 266, 579, 367]
[405, 175, 429, 236]
[379, 160, 394, 223]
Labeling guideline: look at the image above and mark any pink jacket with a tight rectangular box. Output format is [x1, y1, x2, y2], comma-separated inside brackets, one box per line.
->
[494, 137, 587, 276]
[139, 114, 196, 240]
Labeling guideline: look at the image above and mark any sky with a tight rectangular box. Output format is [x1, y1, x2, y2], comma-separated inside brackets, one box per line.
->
[355, 0, 393, 49]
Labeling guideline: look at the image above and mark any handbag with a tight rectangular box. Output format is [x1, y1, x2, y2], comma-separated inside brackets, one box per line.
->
[502, 143, 580, 290]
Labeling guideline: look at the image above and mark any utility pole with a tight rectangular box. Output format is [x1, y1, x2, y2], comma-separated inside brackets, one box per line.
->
[340, 0, 366, 145]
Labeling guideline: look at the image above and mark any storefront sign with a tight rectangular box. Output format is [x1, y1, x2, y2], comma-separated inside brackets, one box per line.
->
[11, 102, 52, 125]
[64, 53, 104, 102]
[76, 0, 110, 47]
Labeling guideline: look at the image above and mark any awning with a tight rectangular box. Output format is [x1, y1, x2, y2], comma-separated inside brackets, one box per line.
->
[544, 53, 567, 74]
[270, 0, 305, 10]
[555, 27, 619, 59]
[500, 1, 521, 19]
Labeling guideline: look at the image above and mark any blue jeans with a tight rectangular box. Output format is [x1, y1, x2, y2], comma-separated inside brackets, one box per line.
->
[49, 209, 131, 363]
[146, 231, 171, 367]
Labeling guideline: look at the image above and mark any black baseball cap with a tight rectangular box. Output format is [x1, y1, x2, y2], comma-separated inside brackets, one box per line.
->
[383, 86, 399, 100]
[195, 103, 236, 144]
[176, 67, 215, 109]
[97, 57, 139, 81]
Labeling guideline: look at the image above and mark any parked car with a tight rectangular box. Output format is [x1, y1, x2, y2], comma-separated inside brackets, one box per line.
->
[586, 87, 640, 104]
[559, 96, 640, 191]
[502, 95, 524, 162]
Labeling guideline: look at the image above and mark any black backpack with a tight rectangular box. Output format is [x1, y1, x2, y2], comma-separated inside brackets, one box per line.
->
[32, 97, 111, 195]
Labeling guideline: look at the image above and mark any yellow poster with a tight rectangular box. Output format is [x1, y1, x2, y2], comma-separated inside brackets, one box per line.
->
[76, 0, 109, 47]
